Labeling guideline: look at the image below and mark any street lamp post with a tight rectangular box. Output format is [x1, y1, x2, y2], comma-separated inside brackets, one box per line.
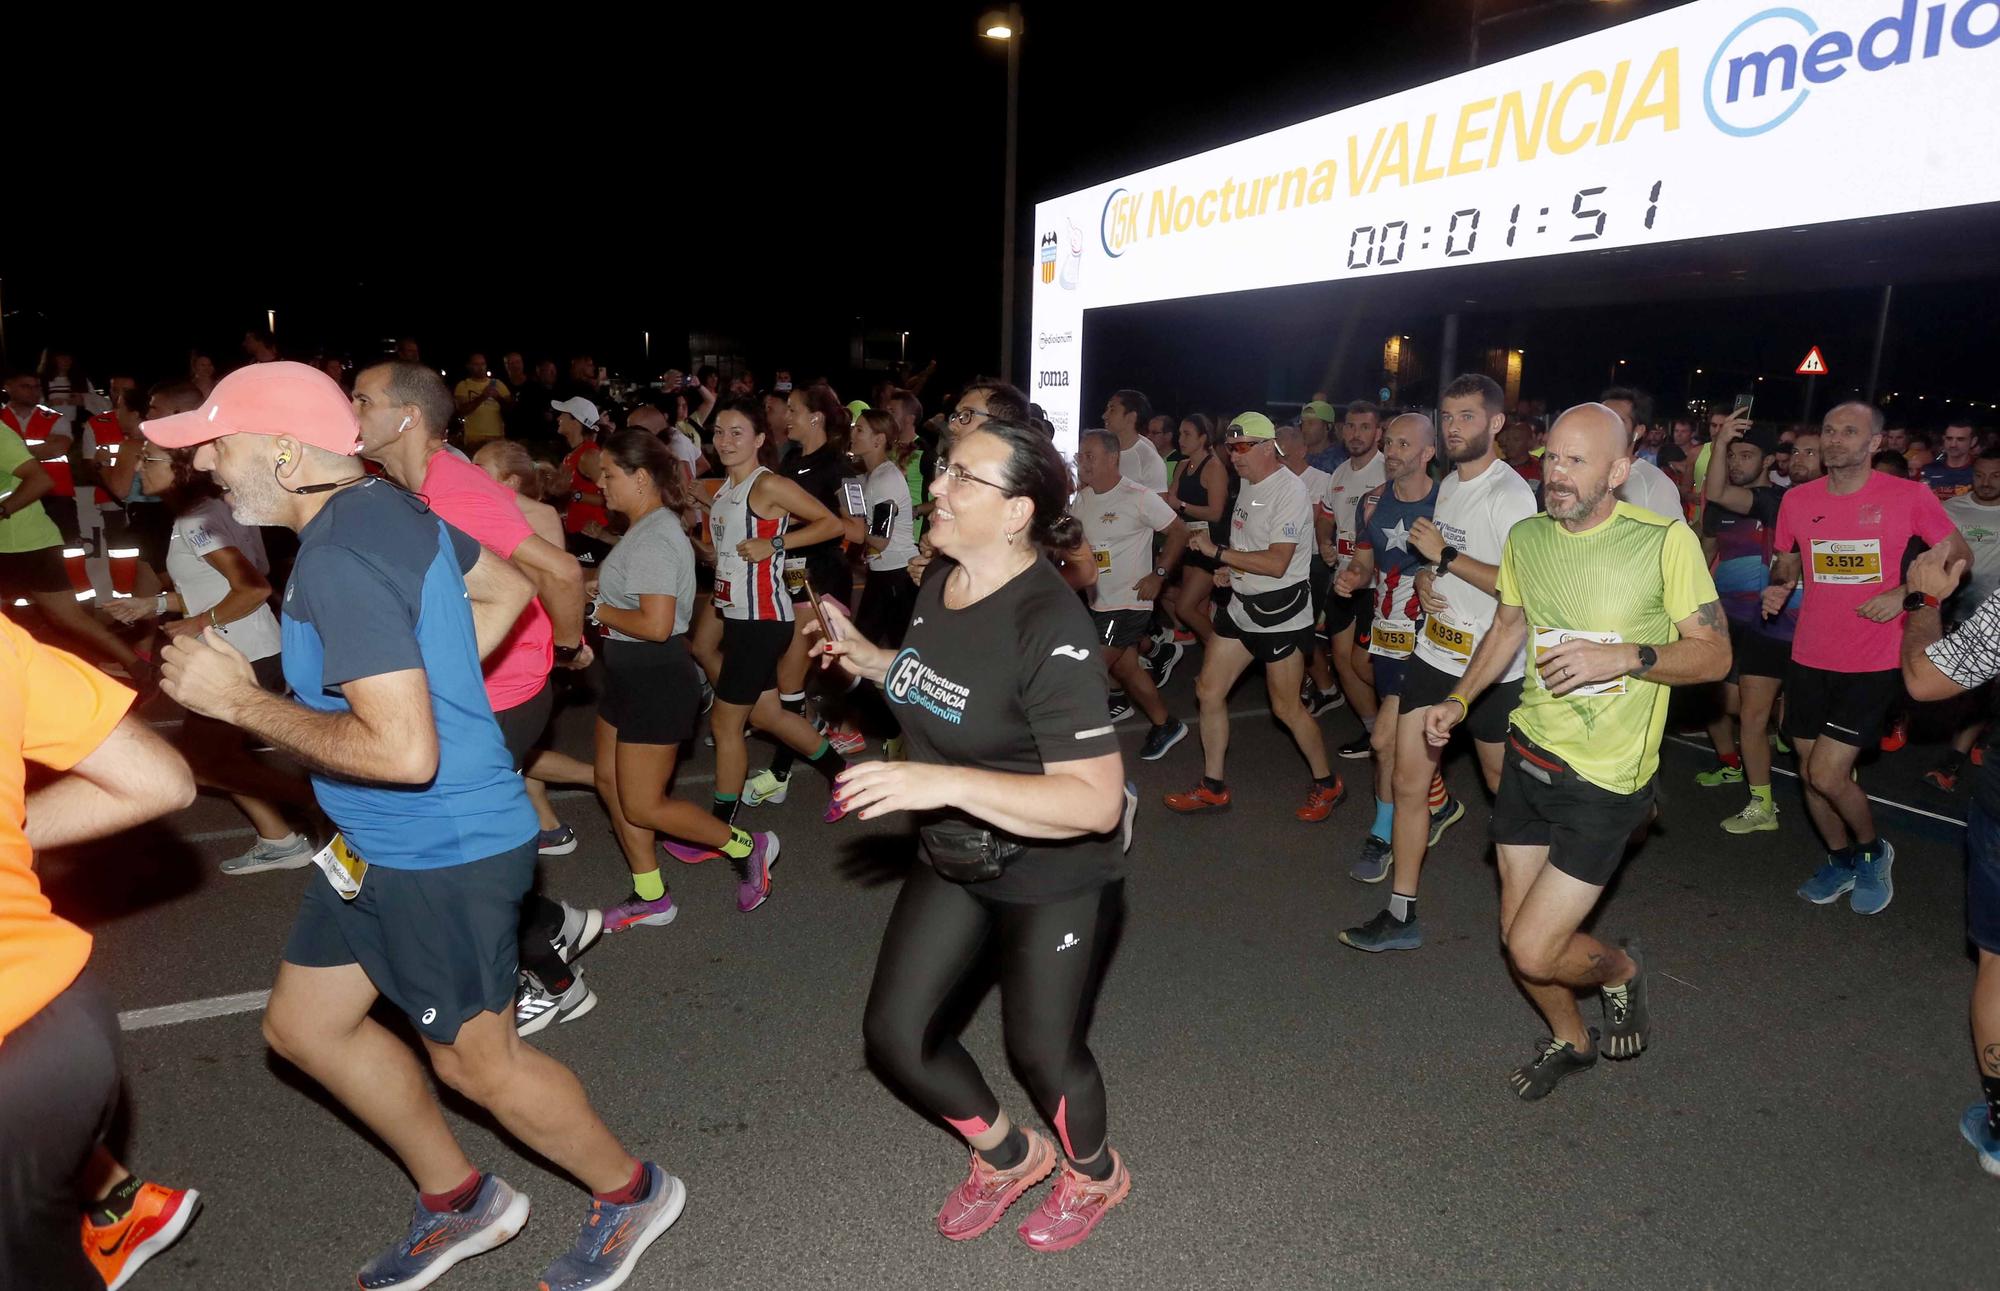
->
[983, 7, 1022, 387]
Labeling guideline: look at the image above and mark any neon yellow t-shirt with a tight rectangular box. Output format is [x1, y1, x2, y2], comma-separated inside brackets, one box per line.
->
[454, 378, 511, 447]
[1496, 502, 1716, 794]
[0, 427, 62, 554]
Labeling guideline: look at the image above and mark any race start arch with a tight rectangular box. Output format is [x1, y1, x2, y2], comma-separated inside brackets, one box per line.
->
[1029, 0, 2000, 451]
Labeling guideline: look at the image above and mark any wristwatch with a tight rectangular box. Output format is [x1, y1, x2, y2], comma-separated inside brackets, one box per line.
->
[1153, 565, 1169, 578]
[770, 533, 786, 556]
[1635, 644, 1659, 671]
[1436, 545, 1460, 575]
[554, 642, 583, 663]
[1904, 590, 1941, 612]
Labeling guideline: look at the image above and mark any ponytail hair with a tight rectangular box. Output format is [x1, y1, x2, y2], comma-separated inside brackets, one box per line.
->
[600, 428, 692, 512]
[794, 381, 851, 458]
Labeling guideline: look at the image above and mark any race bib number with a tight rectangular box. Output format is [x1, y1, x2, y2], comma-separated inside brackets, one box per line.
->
[712, 577, 734, 608]
[1424, 615, 1477, 659]
[1092, 547, 1112, 573]
[1369, 616, 1416, 659]
[1336, 538, 1355, 558]
[783, 557, 809, 596]
[1185, 519, 1208, 535]
[1533, 627, 1627, 697]
[311, 833, 368, 900]
[1809, 538, 1882, 584]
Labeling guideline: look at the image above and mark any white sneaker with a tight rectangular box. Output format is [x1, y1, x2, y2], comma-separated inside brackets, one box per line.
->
[220, 834, 313, 876]
[515, 971, 598, 1036]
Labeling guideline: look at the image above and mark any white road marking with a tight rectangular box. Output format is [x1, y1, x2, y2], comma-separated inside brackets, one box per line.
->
[120, 990, 270, 1031]
[1663, 735, 1966, 828]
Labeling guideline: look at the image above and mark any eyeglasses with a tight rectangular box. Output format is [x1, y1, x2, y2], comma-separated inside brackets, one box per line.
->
[1226, 440, 1264, 455]
[933, 462, 1010, 493]
[947, 407, 992, 427]
[141, 454, 173, 465]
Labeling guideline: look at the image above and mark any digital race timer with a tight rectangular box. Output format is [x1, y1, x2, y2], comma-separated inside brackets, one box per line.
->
[1344, 181, 1665, 270]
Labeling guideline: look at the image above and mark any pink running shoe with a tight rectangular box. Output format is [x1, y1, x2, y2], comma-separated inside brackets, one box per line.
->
[1016, 1149, 1131, 1252]
[936, 1128, 1056, 1241]
[828, 726, 866, 756]
[660, 838, 720, 865]
[823, 791, 849, 824]
[601, 891, 678, 934]
[732, 832, 781, 912]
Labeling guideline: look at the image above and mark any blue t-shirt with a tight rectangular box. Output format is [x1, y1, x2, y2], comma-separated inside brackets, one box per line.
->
[280, 478, 536, 870]
[1357, 478, 1440, 622]
[1704, 484, 1800, 640]
[1924, 460, 1974, 503]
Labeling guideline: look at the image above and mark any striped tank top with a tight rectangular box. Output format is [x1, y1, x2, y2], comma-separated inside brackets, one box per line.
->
[711, 466, 792, 622]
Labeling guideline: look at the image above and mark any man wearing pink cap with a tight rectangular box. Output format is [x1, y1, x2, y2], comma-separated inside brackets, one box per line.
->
[146, 362, 685, 1290]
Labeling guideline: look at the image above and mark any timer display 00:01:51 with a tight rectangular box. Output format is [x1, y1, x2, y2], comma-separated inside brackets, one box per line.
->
[1344, 180, 1665, 270]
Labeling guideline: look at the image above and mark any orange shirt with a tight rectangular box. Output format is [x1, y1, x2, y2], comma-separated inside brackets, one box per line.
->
[0, 615, 133, 1043]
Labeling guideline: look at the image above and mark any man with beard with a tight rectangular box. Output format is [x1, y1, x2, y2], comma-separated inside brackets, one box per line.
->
[1429, 402, 1727, 1098]
[1695, 412, 1801, 834]
[1788, 428, 1824, 485]
[1765, 402, 1965, 916]
[1340, 376, 1535, 952]
[1300, 399, 1347, 474]
[145, 363, 684, 1289]
[1316, 400, 1388, 755]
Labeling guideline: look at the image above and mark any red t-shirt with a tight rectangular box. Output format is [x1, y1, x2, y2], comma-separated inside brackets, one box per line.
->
[421, 451, 553, 710]
[1774, 472, 1958, 672]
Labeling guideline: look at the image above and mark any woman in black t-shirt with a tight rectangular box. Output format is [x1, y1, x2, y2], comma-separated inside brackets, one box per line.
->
[815, 420, 1136, 1252]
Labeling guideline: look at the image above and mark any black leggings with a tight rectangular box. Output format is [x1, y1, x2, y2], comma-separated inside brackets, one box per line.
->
[863, 863, 1122, 1163]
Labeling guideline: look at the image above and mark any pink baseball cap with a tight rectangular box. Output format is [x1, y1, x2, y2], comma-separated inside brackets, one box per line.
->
[143, 360, 362, 455]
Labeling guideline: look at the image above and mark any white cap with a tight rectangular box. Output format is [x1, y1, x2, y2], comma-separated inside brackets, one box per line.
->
[551, 396, 601, 429]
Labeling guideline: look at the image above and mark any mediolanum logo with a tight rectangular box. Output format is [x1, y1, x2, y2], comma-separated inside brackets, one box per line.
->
[1705, 0, 2000, 138]
[1038, 330, 1074, 350]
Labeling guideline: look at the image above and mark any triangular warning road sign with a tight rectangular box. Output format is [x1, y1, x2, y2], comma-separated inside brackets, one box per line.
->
[1796, 346, 1829, 376]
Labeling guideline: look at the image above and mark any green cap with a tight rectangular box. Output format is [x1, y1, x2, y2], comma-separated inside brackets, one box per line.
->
[1302, 399, 1340, 423]
[1227, 411, 1277, 441]
[846, 400, 871, 422]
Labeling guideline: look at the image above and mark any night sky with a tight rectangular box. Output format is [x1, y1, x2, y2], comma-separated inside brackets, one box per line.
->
[9, 0, 1994, 421]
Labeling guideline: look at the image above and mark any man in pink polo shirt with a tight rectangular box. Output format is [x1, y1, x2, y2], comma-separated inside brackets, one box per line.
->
[1765, 400, 1967, 917]
[354, 361, 604, 1033]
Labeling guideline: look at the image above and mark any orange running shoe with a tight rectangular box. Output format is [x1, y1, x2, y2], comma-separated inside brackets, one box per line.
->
[936, 1128, 1057, 1241]
[1297, 778, 1346, 822]
[1163, 781, 1230, 813]
[1880, 719, 1909, 752]
[1016, 1150, 1132, 1252]
[83, 1181, 202, 1291]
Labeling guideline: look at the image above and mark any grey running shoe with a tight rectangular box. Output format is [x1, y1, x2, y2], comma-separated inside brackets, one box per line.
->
[220, 834, 314, 876]
[1510, 1029, 1599, 1101]
[1600, 942, 1649, 1060]
[1338, 908, 1422, 953]
[1350, 834, 1393, 883]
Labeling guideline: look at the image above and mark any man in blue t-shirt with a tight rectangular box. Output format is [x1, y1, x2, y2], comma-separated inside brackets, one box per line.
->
[147, 363, 684, 1291]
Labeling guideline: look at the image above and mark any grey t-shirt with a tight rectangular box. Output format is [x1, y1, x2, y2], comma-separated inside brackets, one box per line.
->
[597, 506, 695, 641]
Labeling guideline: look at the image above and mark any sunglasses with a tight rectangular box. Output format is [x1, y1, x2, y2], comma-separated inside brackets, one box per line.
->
[1227, 440, 1264, 455]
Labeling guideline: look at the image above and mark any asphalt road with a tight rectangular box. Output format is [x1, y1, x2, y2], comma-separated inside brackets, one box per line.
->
[42, 666, 1998, 1291]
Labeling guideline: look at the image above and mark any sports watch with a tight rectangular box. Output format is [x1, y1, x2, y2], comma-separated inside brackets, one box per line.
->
[1904, 590, 1941, 613]
[1436, 545, 1460, 575]
[770, 534, 786, 556]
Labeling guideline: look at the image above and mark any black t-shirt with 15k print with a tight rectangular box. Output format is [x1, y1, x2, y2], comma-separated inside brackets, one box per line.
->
[886, 558, 1125, 903]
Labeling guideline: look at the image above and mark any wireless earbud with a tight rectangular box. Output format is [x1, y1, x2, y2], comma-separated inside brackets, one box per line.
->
[276, 452, 291, 466]
[396, 416, 412, 435]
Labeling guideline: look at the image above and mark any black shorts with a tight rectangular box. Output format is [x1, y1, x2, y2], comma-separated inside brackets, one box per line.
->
[601, 636, 701, 745]
[564, 530, 612, 569]
[0, 545, 72, 599]
[104, 499, 173, 570]
[1090, 607, 1153, 650]
[1785, 661, 1900, 748]
[1491, 730, 1657, 886]
[855, 567, 917, 650]
[0, 971, 122, 1291]
[1400, 655, 1522, 744]
[282, 840, 537, 1045]
[1371, 654, 1411, 700]
[1968, 803, 2000, 956]
[1212, 607, 1317, 665]
[1728, 620, 1791, 681]
[717, 617, 795, 706]
[1308, 554, 1333, 623]
[494, 680, 556, 771]
[41, 496, 79, 544]
[1326, 586, 1372, 636]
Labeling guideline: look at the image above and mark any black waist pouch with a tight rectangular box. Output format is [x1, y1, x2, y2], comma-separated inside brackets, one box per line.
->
[920, 817, 1026, 884]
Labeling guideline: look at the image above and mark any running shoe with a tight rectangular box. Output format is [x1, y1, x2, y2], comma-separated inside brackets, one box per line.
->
[699, 677, 714, 714]
[1350, 834, 1392, 883]
[538, 1163, 686, 1291]
[1880, 718, 1909, 752]
[660, 838, 720, 864]
[1163, 782, 1230, 813]
[1147, 641, 1185, 687]
[1721, 798, 1779, 834]
[1851, 840, 1896, 915]
[1297, 779, 1345, 822]
[219, 833, 313, 876]
[823, 792, 849, 824]
[1428, 796, 1465, 847]
[1139, 719, 1188, 762]
[1339, 908, 1422, 952]
[1336, 735, 1373, 760]
[1694, 762, 1744, 787]
[1509, 1030, 1599, 1101]
[1302, 685, 1345, 716]
[1770, 727, 1792, 755]
[357, 1174, 529, 1291]
[937, 1128, 1057, 1241]
[602, 891, 679, 934]
[554, 901, 604, 964]
[516, 971, 598, 1037]
[537, 824, 579, 856]
[1600, 942, 1649, 1060]
[1798, 855, 1858, 905]
[1960, 1103, 2000, 1178]
[828, 726, 867, 756]
[83, 1181, 202, 1291]
[732, 832, 781, 912]
[1108, 692, 1133, 722]
[743, 769, 791, 806]
[1925, 760, 1964, 792]
[1015, 1150, 1132, 1253]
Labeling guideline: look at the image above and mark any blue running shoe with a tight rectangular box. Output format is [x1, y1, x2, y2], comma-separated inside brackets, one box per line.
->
[1851, 840, 1896, 915]
[358, 1174, 529, 1290]
[1338, 908, 1422, 953]
[538, 1163, 686, 1291]
[538, 825, 578, 856]
[1428, 796, 1466, 847]
[1350, 835, 1392, 883]
[1961, 1104, 2000, 1178]
[1798, 855, 1857, 905]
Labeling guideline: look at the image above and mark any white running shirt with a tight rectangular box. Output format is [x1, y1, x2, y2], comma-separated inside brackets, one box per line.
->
[1078, 477, 1177, 611]
[1413, 458, 1536, 681]
[1320, 452, 1385, 578]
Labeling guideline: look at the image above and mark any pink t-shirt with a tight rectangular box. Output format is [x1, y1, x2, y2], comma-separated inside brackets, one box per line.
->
[1774, 472, 1958, 672]
[420, 451, 553, 710]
